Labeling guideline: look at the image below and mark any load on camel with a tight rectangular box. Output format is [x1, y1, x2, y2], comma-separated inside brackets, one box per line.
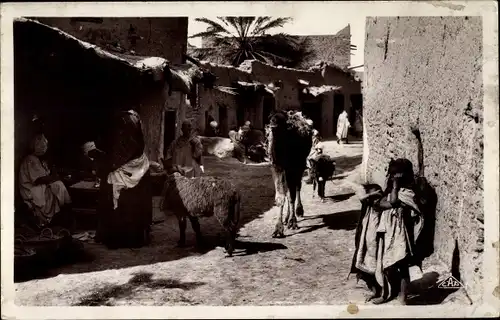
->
[266, 110, 313, 238]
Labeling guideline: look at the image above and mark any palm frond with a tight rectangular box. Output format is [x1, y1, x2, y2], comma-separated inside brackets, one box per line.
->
[252, 17, 292, 35]
[193, 17, 232, 36]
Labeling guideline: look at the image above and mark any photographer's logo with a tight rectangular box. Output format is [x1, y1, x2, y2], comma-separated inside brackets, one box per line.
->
[437, 275, 464, 289]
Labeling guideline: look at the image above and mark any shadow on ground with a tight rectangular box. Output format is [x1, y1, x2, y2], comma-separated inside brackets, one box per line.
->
[297, 209, 361, 235]
[74, 271, 205, 306]
[15, 156, 278, 282]
[406, 271, 460, 305]
[230, 240, 288, 256]
[334, 154, 363, 175]
[407, 239, 467, 305]
[326, 192, 356, 202]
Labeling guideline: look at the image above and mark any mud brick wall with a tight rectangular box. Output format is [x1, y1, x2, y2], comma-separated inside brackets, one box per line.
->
[363, 16, 483, 300]
[34, 17, 188, 64]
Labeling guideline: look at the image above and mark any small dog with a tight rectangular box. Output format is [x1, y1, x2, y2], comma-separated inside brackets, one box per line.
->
[309, 154, 336, 202]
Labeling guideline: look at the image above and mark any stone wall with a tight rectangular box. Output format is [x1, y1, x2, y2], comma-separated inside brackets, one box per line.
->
[33, 17, 188, 64]
[363, 16, 483, 300]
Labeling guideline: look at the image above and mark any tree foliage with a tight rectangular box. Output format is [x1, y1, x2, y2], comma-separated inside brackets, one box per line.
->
[189, 17, 312, 68]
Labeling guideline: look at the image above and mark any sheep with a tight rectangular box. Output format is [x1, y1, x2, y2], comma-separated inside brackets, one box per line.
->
[159, 163, 241, 257]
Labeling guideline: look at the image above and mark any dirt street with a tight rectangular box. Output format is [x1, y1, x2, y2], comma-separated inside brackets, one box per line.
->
[14, 140, 465, 306]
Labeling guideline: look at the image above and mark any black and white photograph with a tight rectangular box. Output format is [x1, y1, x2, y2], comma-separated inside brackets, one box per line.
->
[1, 1, 498, 318]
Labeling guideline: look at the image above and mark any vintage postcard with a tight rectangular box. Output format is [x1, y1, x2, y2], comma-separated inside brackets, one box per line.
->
[1, 1, 498, 319]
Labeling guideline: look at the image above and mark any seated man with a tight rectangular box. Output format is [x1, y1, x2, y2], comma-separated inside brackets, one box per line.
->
[18, 134, 73, 229]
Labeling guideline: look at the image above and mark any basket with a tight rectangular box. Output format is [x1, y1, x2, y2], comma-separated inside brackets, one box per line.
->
[14, 238, 37, 266]
[20, 228, 66, 254]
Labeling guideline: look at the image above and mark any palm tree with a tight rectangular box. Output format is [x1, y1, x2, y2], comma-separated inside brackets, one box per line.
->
[189, 17, 311, 68]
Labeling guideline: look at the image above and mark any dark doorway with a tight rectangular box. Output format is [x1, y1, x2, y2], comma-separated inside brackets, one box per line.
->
[333, 93, 345, 128]
[164, 110, 176, 158]
[237, 104, 245, 127]
[218, 105, 228, 137]
[263, 96, 275, 127]
[350, 94, 363, 123]
[301, 100, 322, 132]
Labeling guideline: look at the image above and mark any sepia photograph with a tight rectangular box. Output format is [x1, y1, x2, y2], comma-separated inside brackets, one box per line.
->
[1, 1, 498, 319]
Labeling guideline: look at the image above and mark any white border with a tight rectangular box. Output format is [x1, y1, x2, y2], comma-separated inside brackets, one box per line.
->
[1, 1, 498, 319]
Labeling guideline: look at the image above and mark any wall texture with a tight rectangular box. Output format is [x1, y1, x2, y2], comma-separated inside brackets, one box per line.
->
[363, 16, 483, 300]
[33, 17, 188, 64]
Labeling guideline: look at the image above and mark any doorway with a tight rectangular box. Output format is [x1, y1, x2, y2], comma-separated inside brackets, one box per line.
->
[350, 94, 363, 123]
[164, 110, 176, 158]
[301, 100, 322, 132]
[218, 105, 228, 137]
[333, 93, 345, 128]
[237, 104, 245, 127]
[262, 96, 275, 127]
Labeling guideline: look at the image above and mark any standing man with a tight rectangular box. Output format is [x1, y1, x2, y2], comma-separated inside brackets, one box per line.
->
[336, 110, 351, 144]
[165, 120, 204, 177]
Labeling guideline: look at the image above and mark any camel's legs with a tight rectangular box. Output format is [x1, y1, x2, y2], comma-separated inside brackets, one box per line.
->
[287, 186, 299, 230]
[271, 166, 287, 238]
[295, 179, 304, 218]
[272, 202, 285, 238]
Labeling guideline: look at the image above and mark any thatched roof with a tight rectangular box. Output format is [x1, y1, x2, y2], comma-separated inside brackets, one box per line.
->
[16, 18, 169, 74]
[302, 85, 342, 97]
[235, 81, 278, 95]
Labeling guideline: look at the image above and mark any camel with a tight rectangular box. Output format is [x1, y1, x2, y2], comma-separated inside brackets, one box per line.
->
[266, 110, 313, 238]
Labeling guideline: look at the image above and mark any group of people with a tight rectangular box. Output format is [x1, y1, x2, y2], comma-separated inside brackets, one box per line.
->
[18, 107, 423, 305]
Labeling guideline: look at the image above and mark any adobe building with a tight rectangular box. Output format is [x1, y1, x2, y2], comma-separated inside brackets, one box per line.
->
[195, 59, 361, 139]
[363, 16, 483, 301]
[28, 17, 191, 161]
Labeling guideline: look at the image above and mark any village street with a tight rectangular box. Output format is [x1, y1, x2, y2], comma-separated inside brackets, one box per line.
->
[15, 140, 373, 306]
[14, 139, 465, 306]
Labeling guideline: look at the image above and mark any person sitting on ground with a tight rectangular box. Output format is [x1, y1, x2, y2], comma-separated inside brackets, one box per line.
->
[18, 134, 73, 229]
[229, 129, 247, 164]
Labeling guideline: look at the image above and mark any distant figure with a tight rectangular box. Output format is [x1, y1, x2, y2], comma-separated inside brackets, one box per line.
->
[354, 109, 363, 138]
[19, 134, 73, 229]
[228, 129, 246, 164]
[336, 110, 351, 144]
[165, 120, 204, 178]
[205, 120, 219, 137]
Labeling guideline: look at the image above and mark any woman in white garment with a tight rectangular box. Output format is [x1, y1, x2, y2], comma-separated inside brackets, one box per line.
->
[165, 120, 204, 177]
[336, 110, 351, 144]
[18, 134, 72, 228]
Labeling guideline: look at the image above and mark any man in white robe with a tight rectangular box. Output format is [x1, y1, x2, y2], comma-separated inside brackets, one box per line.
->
[336, 110, 351, 144]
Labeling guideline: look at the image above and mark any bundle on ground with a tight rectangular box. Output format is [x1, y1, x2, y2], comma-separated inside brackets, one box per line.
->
[159, 165, 241, 257]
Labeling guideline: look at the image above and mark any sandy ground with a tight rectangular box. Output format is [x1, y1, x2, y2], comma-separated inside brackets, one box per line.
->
[14, 139, 468, 306]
